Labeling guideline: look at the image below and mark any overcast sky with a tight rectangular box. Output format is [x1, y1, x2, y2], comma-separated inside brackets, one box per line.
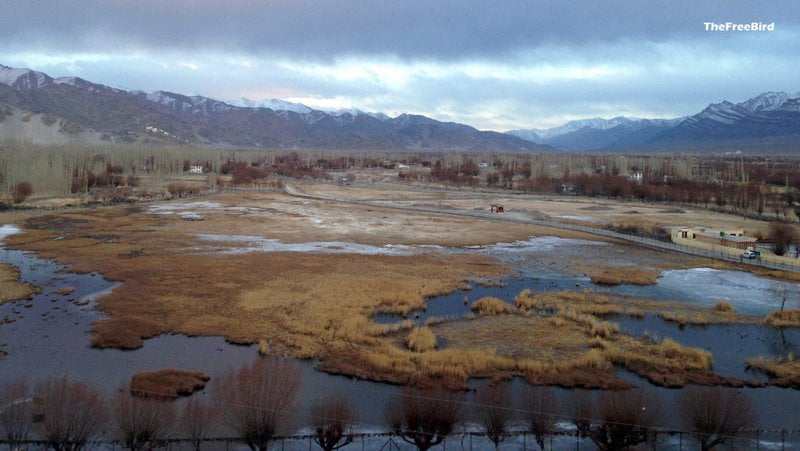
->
[1, 0, 798, 130]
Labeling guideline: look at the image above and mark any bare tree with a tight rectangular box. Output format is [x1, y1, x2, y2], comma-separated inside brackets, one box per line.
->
[570, 390, 665, 451]
[310, 395, 357, 451]
[679, 387, 757, 451]
[385, 387, 463, 451]
[213, 357, 302, 451]
[0, 381, 32, 451]
[35, 377, 105, 451]
[180, 397, 217, 451]
[475, 385, 513, 450]
[112, 388, 176, 451]
[523, 386, 560, 450]
[769, 221, 798, 256]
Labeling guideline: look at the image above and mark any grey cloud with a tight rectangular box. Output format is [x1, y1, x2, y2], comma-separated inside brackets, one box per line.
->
[1, 0, 798, 60]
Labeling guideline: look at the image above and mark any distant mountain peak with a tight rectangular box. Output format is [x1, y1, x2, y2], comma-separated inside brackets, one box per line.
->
[739, 91, 789, 113]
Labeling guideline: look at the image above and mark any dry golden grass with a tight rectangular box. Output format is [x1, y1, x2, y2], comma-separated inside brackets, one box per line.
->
[6, 204, 516, 388]
[713, 300, 735, 314]
[765, 310, 800, 327]
[258, 339, 269, 356]
[407, 327, 437, 352]
[587, 267, 662, 286]
[130, 369, 209, 399]
[526, 290, 761, 328]
[0, 263, 39, 303]
[471, 297, 515, 315]
[6, 198, 782, 390]
[746, 355, 800, 388]
[602, 336, 734, 388]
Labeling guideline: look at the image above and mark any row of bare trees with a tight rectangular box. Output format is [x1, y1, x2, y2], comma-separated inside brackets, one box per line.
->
[1, 359, 760, 451]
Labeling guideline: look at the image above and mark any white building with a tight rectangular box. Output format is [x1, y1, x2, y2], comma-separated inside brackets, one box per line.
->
[189, 165, 204, 174]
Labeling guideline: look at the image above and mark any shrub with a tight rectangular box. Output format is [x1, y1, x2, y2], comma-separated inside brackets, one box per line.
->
[407, 327, 437, 352]
[213, 357, 302, 451]
[11, 181, 32, 203]
[679, 387, 757, 451]
[524, 387, 559, 450]
[310, 395, 357, 451]
[180, 398, 217, 451]
[0, 381, 33, 449]
[770, 221, 799, 256]
[112, 389, 175, 451]
[571, 390, 665, 451]
[385, 387, 463, 451]
[35, 377, 105, 451]
[475, 384, 513, 449]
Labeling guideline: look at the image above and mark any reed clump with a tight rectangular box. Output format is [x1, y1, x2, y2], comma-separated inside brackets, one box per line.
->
[471, 297, 514, 315]
[588, 267, 661, 286]
[407, 327, 437, 352]
[130, 369, 209, 399]
[714, 301, 735, 314]
[765, 310, 800, 327]
[746, 355, 800, 388]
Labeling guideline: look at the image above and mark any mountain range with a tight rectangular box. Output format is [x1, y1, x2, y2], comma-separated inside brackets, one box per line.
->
[508, 91, 800, 152]
[0, 64, 543, 152]
[1, 64, 798, 153]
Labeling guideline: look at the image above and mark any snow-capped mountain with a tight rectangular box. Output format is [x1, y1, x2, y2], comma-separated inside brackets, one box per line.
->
[508, 91, 799, 151]
[0, 64, 544, 152]
[740, 92, 791, 113]
[508, 117, 685, 150]
[130, 90, 235, 116]
[0, 64, 115, 94]
[229, 97, 312, 114]
[230, 98, 390, 120]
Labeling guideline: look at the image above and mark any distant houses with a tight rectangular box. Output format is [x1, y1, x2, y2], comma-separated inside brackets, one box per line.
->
[671, 226, 758, 250]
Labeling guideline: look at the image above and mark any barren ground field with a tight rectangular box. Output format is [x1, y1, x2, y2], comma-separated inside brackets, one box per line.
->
[0, 187, 790, 389]
[301, 182, 772, 234]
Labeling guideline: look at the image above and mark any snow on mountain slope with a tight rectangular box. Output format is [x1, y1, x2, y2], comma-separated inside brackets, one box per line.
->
[230, 97, 312, 113]
[740, 92, 790, 113]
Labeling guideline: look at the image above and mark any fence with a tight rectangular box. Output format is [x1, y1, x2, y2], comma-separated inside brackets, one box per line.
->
[5, 429, 800, 450]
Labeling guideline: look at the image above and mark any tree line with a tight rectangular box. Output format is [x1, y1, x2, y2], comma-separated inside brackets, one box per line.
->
[1, 358, 763, 451]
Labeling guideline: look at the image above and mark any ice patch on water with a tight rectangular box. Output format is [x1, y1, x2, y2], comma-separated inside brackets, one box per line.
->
[556, 214, 603, 223]
[466, 236, 610, 253]
[147, 201, 222, 214]
[0, 224, 21, 243]
[652, 267, 800, 316]
[179, 212, 202, 220]
[196, 234, 421, 255]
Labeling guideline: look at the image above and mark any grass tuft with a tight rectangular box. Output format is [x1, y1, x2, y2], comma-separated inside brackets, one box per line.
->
[407, 327, 437, 352]
[471, 297, 514, 315]
[713, 301, 735, 314]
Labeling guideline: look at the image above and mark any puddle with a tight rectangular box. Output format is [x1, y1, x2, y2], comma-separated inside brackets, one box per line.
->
[195, 234, 425, 255]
